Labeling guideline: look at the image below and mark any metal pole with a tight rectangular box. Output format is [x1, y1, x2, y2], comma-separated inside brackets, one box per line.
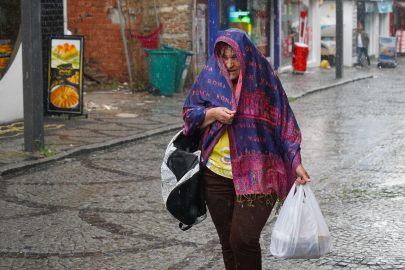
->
[116, 0, 133, 87]
[124, 0, 137, 90]
[192, 0, 197, 80]
[21, 0, 44, 151]
[336, 0, 343, 78]
[63, 0, 68, 34]
[153, 0, 159, 27]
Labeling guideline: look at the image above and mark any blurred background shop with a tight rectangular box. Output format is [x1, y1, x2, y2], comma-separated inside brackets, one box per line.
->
[196, 0, 321, 73]
[0, 0, 23, 124]
[279, 0, 320, 71]
[0, 0, 66, 124]
[320, 1, 393, 67]
[196, 0, 273, 73]
[0, 0, 20, 79]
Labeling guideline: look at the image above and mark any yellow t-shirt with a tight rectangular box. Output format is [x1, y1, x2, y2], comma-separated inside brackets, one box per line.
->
[207, 129, 232, 179]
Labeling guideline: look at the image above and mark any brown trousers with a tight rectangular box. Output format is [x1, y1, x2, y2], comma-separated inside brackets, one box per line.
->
[203, 168, 275, 270]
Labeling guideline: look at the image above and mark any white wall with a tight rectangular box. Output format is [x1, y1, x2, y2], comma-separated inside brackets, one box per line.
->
[380, 13, 390, 37]
[343, 1, 357, 67]
[371, 12, 380, 57]
[320, 1, 336, 20]
[0, 45, 23, 124]
[308, 0, 321, 68]
[321, 1, 360, 66]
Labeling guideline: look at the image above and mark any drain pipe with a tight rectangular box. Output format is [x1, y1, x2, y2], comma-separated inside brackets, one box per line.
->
[116, 0, 133, 87]
[63, 0, 68, 34]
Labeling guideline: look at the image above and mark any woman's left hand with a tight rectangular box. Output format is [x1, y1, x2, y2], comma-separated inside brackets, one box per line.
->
[295, 164, 310, 185]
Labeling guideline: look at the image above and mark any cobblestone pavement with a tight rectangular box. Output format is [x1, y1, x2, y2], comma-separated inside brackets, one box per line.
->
[1, 59, 405, 269]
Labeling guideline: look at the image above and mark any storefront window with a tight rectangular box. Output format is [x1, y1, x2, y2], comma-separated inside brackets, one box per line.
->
[0, 0, 21, 79]
[280, 0, 312, 67]
[219, 0, 270, 57]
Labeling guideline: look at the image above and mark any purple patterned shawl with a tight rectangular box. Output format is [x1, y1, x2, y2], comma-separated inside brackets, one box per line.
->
[183, 29, 301, 199]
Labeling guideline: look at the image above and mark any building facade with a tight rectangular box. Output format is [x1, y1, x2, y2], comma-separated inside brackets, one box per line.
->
[322, 0, 393, 67]
[0, 0, 396, 124]
[66, 0, 194, 84]
[197, 0, 322, 72]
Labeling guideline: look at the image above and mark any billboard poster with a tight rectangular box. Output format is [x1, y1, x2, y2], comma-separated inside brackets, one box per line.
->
[352, 6, 357, 58]
[283, 36, 292, 59]
[304, 27, 312, 51]
[352, 29, 357, 58]
[47, 36, 84, 114]
[379, 37, 397, 62]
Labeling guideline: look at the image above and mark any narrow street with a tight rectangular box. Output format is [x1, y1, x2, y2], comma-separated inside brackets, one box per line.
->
[1, 62, 405, 270]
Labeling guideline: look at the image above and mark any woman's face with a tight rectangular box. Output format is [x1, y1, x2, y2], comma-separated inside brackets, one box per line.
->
[220, 46, 240, 83]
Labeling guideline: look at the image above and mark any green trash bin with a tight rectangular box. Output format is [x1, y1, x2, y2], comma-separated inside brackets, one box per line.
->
[162, 44, 196, 93]
[145, 49, 179, 96]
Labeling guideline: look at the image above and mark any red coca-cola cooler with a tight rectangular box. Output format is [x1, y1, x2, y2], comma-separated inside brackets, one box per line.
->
[292, 42, 309, 73]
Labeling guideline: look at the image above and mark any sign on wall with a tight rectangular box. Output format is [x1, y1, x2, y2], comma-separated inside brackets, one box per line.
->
[304, 27, 313, 51]
[283, 36, 292, 59]
[377, 2, 393, 13]
[365, 3, 375, 13]
[47, 36, 84, 114]
[352, 6, 357, 58]
[352, 29, 358, 58]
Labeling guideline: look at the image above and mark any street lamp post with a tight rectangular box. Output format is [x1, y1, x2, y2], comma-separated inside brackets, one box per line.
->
[21, 0, 44, 151]
[336, 0, 344, 78]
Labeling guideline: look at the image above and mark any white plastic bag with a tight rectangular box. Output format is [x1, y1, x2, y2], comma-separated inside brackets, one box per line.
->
[270, 184, 333, 259]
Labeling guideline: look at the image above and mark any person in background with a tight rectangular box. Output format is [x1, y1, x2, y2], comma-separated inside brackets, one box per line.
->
[356, 27, 370, 67]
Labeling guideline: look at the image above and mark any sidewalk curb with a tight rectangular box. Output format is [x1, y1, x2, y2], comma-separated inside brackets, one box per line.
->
[290, 75, 374, 99]
[0, 123, 184, 177]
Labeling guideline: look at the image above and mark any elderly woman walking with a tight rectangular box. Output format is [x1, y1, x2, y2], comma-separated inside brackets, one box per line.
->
[182, 29, 310, 270]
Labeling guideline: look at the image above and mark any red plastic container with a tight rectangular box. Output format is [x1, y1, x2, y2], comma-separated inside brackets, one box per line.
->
[292, 43, 309, 73]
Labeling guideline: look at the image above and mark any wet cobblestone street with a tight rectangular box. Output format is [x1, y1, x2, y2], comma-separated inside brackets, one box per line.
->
[1, 61, 405, 269]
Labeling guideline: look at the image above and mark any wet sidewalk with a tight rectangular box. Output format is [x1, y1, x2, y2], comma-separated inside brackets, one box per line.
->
[278, 60, 381, 98]
[0, 59, 384, 175]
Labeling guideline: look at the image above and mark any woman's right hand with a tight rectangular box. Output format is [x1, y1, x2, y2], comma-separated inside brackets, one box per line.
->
[200, 107, 236, 129]
[213, 107, 236, 125]
[295, 164, 310, 185]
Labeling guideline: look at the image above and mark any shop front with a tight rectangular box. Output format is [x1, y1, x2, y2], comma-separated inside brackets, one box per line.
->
[358, 1, 393, 59]
[201, 0, 319, 72]
[280, 0, 311, 68]
[201, 0, 272, 72]
[0, 0, 23, 123]
[278, 0, 320, 71]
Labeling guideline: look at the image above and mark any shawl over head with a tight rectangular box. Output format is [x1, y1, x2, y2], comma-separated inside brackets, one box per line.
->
[183, 29, 301, 199]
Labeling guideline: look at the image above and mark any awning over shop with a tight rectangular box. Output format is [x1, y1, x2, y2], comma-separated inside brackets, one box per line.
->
[365, 2, 375, 13]
[395, 2, 405, 8]
[377, 2, 393, 13]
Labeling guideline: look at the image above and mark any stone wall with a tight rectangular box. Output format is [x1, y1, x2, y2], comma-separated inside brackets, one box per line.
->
[67, 0, 144, 83]
[67, 0, 194, 85]
[142, 0, 193, 50]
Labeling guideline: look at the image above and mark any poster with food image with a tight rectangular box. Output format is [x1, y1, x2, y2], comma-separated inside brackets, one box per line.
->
[0, 39, 12, 76]
[47, 36, 85, 114]
[0, 57, 10, 75]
